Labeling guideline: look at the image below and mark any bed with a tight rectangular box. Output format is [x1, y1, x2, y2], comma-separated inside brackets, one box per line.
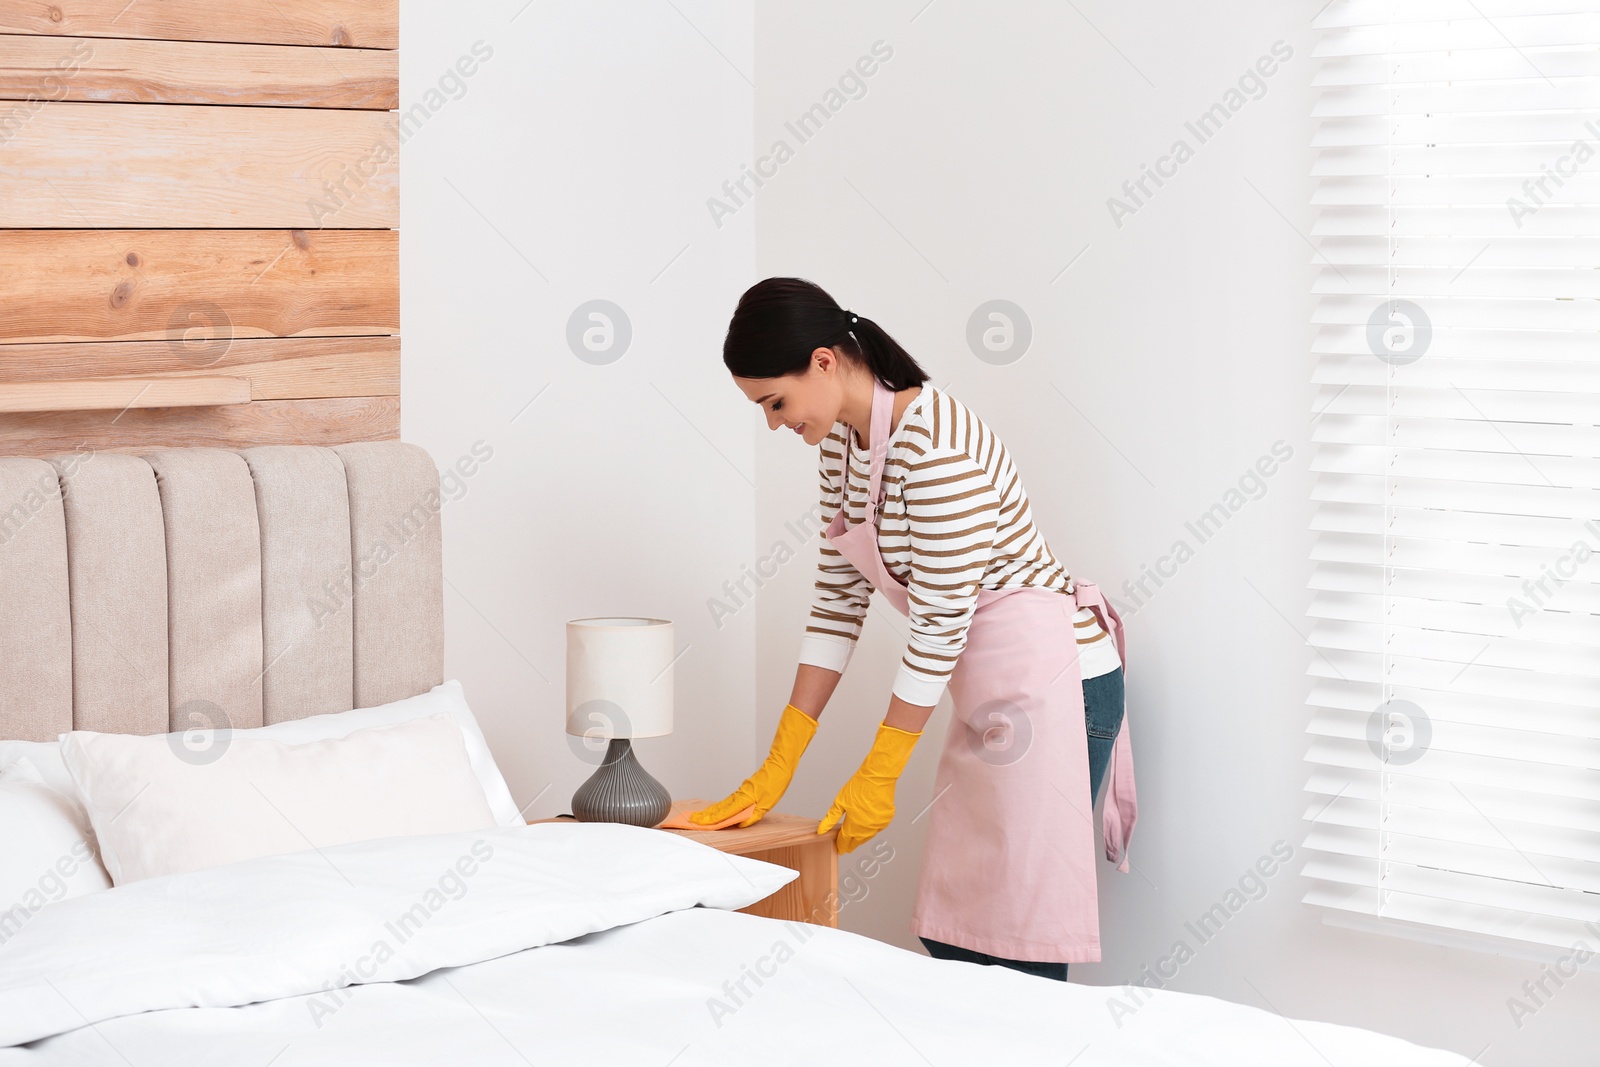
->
[0, 442, 1475, 1065]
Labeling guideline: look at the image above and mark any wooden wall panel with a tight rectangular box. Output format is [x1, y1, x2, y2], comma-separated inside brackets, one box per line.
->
[0, 0, 400, 451]
[0, 230, 398, 343]
[0, 34, 398, 108]
[0, 2, 397, 49]
[0, 103, 397, 227]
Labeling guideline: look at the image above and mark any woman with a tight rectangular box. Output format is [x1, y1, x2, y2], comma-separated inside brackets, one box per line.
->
[689, 278, 1136, 981]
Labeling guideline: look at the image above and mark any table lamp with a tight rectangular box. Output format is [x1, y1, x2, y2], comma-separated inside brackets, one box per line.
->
[565, 616, 674, 826]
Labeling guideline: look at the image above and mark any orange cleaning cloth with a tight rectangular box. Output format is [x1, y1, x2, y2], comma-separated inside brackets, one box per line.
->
[657, 799, 756, 831]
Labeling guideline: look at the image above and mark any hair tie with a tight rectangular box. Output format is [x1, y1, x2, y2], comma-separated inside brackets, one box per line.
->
[842, 308, 860, 325]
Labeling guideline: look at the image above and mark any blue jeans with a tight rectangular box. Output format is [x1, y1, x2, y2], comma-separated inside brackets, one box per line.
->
[1083, 665, 1126, 806]
[916, 667, 1125, 984]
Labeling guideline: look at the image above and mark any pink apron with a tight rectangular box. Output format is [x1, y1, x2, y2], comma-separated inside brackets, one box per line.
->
[822, 377, 1136, 963]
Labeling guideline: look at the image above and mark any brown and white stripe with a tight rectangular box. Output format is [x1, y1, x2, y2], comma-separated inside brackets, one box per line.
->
[797, 384, 1120, 706]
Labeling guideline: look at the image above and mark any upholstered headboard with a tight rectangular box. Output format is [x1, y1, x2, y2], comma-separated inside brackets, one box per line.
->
[0, 441, 442, 741]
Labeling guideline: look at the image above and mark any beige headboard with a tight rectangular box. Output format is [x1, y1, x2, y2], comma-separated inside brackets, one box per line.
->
[0, 441, 442, 741]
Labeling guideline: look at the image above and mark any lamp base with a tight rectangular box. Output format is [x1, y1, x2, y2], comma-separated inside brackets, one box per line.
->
[571, 738, 672, 827]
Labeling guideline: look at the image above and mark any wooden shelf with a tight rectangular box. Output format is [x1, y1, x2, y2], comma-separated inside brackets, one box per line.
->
[0, 376, 251, 413]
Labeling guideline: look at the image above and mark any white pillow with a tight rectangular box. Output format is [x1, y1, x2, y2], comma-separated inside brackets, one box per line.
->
[0, 740, 78, 798]
[0, 680, 521, 828]
[0, 758, 113, 934]
[213, 679, 524, 827]
[62, 714, 499, 885]
[1, 680, 521, 828]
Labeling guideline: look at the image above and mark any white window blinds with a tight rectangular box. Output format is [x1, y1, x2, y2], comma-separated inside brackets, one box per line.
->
[1303, 0, 1600, 953]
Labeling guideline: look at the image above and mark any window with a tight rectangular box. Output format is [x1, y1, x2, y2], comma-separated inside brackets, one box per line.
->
[1303, 0, 1600, 952]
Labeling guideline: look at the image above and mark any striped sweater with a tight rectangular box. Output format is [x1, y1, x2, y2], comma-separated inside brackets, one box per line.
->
[797, 383, 1121, 706]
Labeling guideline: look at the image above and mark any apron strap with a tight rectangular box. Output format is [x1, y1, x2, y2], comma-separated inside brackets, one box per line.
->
[844, 377, 896, 524]
[862, 377, 894, 521]
[1073, 580, 1137, 874]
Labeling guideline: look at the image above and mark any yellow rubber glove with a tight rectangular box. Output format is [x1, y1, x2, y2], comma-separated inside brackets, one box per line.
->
[689, 703, 818, 828]
[816, 722, 922, 854]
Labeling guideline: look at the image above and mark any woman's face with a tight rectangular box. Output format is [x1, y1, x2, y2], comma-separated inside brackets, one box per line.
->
[732, 347, 842, 447]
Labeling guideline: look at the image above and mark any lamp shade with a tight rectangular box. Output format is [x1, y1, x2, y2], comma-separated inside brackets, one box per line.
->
[565, 617, 674, 741]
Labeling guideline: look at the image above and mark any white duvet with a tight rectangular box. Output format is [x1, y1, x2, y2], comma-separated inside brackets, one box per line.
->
[0, 823, 1473, 1065]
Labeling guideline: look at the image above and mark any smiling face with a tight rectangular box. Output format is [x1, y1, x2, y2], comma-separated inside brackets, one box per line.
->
[732, 346, 847, 447]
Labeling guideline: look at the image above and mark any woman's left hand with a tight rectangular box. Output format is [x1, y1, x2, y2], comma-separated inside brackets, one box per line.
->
[816, 721, 922, 853]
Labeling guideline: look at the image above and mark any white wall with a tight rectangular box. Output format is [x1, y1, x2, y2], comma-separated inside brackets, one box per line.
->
[399, 1, 762, 833]
[403, 3, 1594, 1063]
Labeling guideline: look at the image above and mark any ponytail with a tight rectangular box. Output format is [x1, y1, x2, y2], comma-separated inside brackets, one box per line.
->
[722, 277, 929, 390]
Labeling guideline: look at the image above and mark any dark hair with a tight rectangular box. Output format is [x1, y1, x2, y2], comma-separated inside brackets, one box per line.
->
[722, 277, 930, 391]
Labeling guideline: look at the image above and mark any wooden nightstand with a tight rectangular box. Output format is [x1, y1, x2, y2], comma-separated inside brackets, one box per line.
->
[530, 799, 839, 928]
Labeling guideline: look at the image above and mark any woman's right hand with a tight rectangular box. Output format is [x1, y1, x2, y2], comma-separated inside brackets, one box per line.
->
[689, 703, 819, 827]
